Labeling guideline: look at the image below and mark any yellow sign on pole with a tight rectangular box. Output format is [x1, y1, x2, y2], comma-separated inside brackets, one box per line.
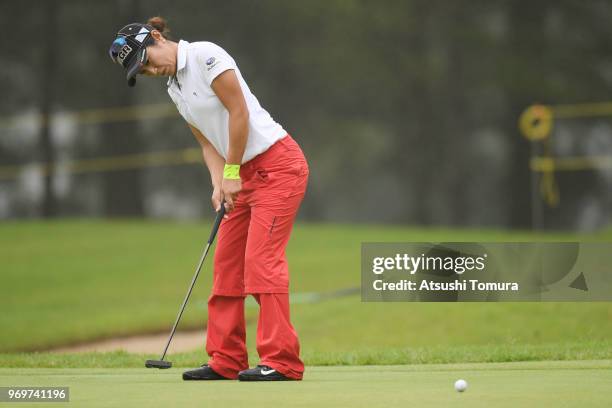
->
[519, 104, 553, 141]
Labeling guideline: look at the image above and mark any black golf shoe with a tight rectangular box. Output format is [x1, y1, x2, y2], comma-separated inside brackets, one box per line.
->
[182, 364, 231, 381]
[238, 365, 293, 381]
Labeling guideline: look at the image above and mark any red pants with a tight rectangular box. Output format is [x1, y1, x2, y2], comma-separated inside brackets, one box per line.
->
[206, 135, 308, 380]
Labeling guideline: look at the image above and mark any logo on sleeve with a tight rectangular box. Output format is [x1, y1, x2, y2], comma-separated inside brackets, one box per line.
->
[205, 56, 221, 71]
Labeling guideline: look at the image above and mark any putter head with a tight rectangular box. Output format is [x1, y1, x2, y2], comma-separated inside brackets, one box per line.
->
[145, 359, 172, 369]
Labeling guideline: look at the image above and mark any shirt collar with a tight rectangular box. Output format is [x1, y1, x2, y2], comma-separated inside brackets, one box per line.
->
[167, 39, 189, 86]
[176, 40, 188, 72]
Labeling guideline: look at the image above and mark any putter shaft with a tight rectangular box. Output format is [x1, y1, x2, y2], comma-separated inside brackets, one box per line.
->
[159, 242, 212, 361]
[154, 203, 226, 364]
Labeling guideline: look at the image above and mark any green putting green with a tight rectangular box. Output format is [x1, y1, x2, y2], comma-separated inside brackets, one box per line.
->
[1, 361, 610, 408]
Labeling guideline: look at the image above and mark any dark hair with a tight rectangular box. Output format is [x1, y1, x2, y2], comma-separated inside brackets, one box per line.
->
[147, 16, 171, 39]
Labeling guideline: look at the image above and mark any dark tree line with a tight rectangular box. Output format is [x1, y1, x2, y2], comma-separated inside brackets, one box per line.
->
[1, 0, 612, 228]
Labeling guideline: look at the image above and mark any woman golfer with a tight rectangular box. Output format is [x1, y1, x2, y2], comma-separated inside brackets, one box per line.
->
[109, 17, 307, 381]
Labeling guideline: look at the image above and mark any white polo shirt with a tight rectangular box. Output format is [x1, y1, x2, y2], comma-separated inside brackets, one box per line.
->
[167, 40, 287, 163]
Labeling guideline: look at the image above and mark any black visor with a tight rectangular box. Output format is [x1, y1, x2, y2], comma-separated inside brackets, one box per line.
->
[109, 23, 154, 87]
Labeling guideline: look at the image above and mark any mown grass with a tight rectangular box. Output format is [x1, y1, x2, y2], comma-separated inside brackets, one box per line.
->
[1, 341, 610, 368]
[1, 220, 611, 366]
[1, 361, 611, 408]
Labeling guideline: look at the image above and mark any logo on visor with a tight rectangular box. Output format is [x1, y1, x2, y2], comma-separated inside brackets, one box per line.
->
[206, 57, 216, 66]
[117, 44, 133, 64]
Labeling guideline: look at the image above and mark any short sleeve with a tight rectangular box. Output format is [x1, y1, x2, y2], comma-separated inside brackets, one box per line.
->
[197, 43, 235, 86]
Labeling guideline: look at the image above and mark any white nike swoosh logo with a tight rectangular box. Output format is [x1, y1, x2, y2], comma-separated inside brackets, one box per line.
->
[261, 369, 276, 375]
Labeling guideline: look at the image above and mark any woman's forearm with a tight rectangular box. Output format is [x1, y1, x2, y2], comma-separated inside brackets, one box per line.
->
[202, 143, 225, 188]
[188, 124, 224, 188]
[226, 109, 249, 165]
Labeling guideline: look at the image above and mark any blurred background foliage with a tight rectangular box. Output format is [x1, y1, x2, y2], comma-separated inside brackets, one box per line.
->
[2, 0, 612, 229]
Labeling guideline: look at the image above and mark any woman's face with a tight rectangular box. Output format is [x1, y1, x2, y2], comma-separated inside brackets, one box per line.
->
[140, 31, 177, 77]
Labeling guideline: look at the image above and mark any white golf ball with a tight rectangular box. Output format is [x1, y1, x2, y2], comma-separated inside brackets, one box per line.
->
[454, 379, 468, 392]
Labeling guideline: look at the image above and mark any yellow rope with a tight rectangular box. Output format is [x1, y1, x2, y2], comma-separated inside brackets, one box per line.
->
[551, 102, 612, 119]
[0, 148, 202, 180]
[519, 101, 612, 208]
[539, 138, 559, 207]
[531, 155, 612, 172]
[0, 103, 178, 129]
[531, 153, 612, 208]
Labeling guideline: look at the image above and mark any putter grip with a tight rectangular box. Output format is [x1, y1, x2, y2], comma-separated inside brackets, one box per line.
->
[208, 201, 226, 244]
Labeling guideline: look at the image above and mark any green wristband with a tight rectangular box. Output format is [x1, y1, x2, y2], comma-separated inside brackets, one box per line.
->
[223, 164, 241, 180]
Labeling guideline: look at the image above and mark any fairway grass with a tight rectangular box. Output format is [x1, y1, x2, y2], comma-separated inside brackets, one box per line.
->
[2, 221, 611, 371]
[1, 361, 610, 407]
[2, 221, 612, 353]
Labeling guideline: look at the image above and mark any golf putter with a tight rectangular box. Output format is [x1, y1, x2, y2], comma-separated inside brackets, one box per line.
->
[146, 201, 227, 369]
